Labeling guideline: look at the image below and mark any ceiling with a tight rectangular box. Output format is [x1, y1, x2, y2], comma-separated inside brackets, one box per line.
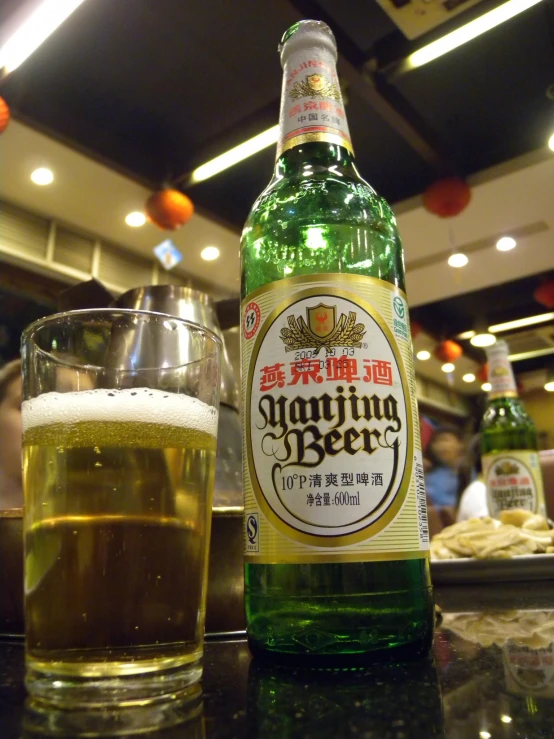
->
[0, 0, 553, 394]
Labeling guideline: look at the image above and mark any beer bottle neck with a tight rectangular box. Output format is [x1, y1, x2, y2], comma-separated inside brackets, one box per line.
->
[487, 342, 518, 401]
[277, 31, 353, 165]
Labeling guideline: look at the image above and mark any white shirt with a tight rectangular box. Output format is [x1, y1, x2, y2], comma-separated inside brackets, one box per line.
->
[457, 479, 488, 521]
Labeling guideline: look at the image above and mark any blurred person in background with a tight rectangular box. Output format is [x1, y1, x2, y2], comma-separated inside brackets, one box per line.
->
[424, 426, 465, 512]
[0, 359, 23, 509]
[457, 433, 487, 521]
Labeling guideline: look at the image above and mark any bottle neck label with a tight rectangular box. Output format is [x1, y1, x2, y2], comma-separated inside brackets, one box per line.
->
[241, 274, 428, 563]
[277, 46, 353, 158]
[482, 451, 546, 519]
[488, 344, 517, 400]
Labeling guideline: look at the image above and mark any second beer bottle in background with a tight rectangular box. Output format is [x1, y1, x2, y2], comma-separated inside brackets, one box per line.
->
[241, 20, 434, 663]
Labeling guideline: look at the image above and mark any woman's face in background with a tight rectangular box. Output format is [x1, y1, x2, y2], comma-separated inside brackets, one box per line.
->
[431, 432, 463, 468]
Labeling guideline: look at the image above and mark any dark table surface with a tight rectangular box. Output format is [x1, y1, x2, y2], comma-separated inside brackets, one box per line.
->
[3, 583, 554, 738]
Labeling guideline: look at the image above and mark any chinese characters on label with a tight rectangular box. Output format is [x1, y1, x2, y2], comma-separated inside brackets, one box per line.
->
[260, 356, 393, 391]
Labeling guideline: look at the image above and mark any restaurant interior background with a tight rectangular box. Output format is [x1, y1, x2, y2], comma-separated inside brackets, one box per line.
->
[0, 0, 553, 448]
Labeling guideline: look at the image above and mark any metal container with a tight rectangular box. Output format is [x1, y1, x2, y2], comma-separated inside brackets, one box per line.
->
[114, 286, 239, 410]
[0, 509, 24, 635]
[114, 286, 244, 630]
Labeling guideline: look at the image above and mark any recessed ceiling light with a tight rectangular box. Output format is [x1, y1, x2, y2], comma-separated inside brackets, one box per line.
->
[442, 363, 455, 373]
[30, 167, 54, 185]
[482, 382, 492, 392]
[500, 716, 512, 724]
[496, 236, 516, 251]
[125, 211, 146, 227]
[470, 333, 496, 348]
[549, 132, 554, 152]
[463, 373, 476, 383]
[479, 732, 491, 739]
[416, 350, 431, 361]
[201, 246, 220, 261]
[448, 253, 468, 268]
[545, 381, 554, 392]
[457, 330, 476, 340]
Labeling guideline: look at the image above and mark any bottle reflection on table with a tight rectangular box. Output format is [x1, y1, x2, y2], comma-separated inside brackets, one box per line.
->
[247, 657, 444, 738]
[439, 610, 554, 737]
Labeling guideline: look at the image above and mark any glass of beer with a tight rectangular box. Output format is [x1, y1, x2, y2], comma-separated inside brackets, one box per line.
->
[21, 309, 221, 708]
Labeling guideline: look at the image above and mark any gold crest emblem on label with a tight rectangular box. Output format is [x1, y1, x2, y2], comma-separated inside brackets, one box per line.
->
[289, 74, 341, 101]
[280, 304, 366, 354]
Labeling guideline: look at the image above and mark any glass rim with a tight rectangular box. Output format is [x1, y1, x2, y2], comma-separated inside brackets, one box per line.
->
[21, 307, 223, 349]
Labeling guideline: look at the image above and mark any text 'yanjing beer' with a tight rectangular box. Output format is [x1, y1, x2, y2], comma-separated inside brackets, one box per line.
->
[240, 20, 434, 663]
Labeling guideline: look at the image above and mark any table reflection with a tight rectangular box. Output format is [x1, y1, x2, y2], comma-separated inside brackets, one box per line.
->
[436, 608, 554, 738]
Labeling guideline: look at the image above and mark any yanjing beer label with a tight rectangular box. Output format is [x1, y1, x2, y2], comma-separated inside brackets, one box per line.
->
[242, 274, 429, 563]
[483, 451, 546, 519]
[277, 41, 352, 156]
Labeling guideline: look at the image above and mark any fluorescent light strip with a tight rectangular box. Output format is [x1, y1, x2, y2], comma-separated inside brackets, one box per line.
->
[489, 312, 554, 333]
[509, 347, 554, 363]
[190, 125, 279, 184]
[0, 0, 87, 75]
[406, 0, 544, 70]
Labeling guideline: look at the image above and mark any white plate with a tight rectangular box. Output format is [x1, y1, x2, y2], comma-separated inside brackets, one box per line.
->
[431, 554, 554, 585]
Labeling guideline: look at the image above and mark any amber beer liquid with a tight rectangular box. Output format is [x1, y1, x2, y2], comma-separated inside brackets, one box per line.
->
[23, 388, 216, 679]
[481, 340, 546, 518]
[241, 20, 433, 663]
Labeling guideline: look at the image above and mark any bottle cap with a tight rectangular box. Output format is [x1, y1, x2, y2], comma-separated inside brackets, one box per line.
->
[279, 20, 337, 68]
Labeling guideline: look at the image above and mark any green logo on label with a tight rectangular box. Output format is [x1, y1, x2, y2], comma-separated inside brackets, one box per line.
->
[393, 297, 405, 319]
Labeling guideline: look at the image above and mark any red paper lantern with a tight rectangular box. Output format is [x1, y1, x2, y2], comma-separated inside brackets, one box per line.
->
[534, 280, 554, 309]
[477, 363, 488, 383]
[145, 189, 194, 230]
[0, 97, 10, 134]
[434, 340, 463, 363]
[423, 177, 471, 218]
[410, 320, 422, 339]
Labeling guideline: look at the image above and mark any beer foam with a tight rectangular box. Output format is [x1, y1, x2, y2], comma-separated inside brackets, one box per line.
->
[22, 387, 218, 437]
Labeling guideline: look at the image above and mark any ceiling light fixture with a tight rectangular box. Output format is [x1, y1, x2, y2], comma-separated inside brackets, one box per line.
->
[549, 132, 554, 152]
[463, 373, 476, 383]
[30, 167, 54, 185]
[0, 0, 87, 75]
[457, 330, 476, 340]
[470, 333, 496, 348]
[510, 347, 554, 362]
[489, 312, 554, 333]
[405, 0, 544, 71]
[500, 716, 513, 724]
[190, 125, 279, 183]
[125, 211, 146, 227]
[416, 350, 431, 361]
[442, 363, 455, 373]
[201, 246, 220, 261]
[448, 252, 468, 268]
[496, 236, 516, 251]
[481, 382, 492, 392]
[545, 381, 554, 392]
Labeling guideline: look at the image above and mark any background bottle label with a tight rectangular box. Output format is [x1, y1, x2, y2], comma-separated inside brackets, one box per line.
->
[278, 44, 352, 157]
[242, 274, 429, 563]
[487, 342, 517, 399]
[483, 450, 546, 518]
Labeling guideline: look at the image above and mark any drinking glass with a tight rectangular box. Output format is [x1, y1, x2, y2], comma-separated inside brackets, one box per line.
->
[21, 309, 221, 708]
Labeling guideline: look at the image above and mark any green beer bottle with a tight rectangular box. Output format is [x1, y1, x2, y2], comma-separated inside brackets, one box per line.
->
[481, 340, 546, 518]
[241, 20, 433, 663]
